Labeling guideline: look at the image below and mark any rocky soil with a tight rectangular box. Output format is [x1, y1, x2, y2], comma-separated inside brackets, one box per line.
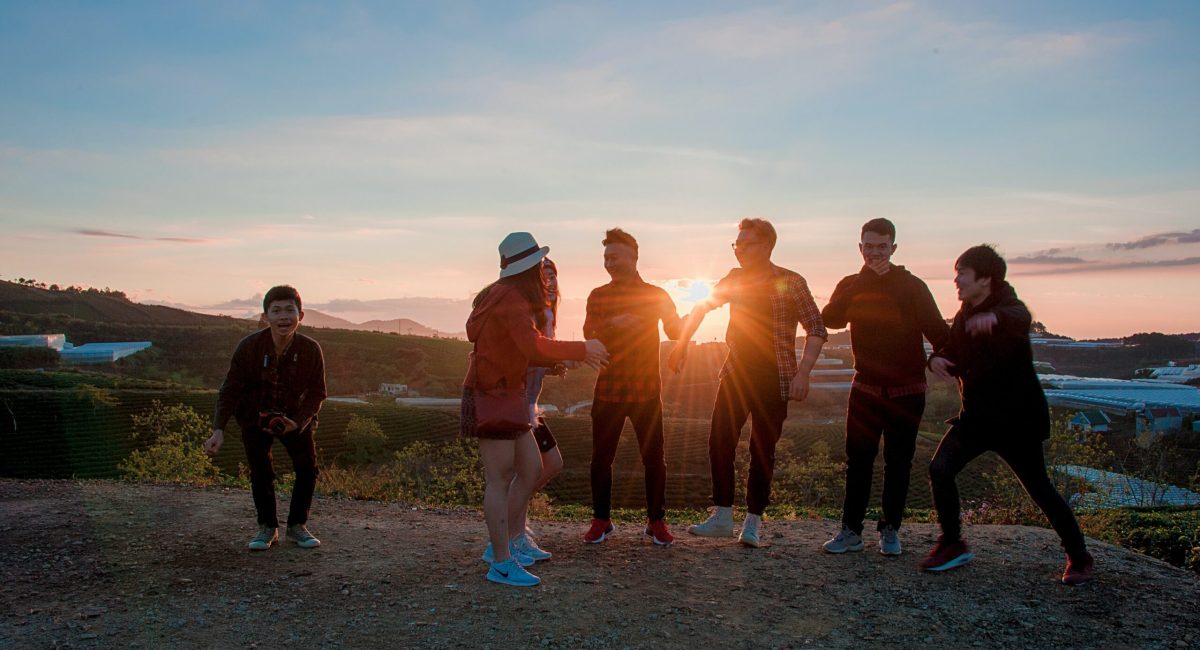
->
[1, 479, 1198, 649]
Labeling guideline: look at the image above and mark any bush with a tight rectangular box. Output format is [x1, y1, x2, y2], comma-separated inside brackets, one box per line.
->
[773, 439, 846, 509]
[118, 400, 220, 485]
[340, 414, 388, 465]
[389, 438, 483, 505]
[0, 347, 59, 369]
[1078, 508, 1200, 573]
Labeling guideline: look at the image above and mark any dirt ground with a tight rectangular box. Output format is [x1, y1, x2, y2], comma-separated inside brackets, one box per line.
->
[1, 480, 1198, 649]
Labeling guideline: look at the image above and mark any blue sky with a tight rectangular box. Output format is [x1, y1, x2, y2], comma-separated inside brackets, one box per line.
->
[2, 1, 1198, 338]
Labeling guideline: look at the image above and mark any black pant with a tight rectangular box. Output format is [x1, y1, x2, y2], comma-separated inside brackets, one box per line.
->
[929, 426, 1087, 558]
[709, 368, 789, 515]
[841, 388, 924, 534]
[590, 399, 667, 521]
[240, 426, 320, 528]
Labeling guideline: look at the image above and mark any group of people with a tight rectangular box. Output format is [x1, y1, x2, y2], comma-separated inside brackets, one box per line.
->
[202, 216, 1096, 592]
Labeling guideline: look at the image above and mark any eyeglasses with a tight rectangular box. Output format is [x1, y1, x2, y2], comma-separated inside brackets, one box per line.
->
[732, 240, 763, 251]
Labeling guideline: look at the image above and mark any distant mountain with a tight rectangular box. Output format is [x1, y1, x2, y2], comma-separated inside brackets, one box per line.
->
[303, 310, 464, 339]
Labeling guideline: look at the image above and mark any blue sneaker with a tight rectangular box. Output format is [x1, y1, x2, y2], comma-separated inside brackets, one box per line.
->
[486, 558, 540, 587]
[481, 541, 535, 567]
[512, 532, 552, 561]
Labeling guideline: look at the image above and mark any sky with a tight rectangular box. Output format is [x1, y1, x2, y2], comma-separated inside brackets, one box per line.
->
[2, 1, 1198, 341]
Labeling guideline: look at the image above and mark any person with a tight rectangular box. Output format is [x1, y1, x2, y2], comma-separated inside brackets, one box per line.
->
[463, 232, 608, 587]
[820, 218, 949, 557]
[923, 244, 1094, 585]
[509, 257, 567, 562]
[581, 228, 684, 546]
[668, 218, 827, 547]
[204, 285, 327, 551]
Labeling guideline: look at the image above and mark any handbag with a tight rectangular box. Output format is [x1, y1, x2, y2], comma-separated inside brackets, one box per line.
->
[475, 380, 530, 434]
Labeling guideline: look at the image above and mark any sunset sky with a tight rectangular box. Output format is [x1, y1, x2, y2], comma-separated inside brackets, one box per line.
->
[2, 1, 1198, 341]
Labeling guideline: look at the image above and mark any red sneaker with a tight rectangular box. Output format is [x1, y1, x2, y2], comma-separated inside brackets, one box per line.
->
[583, 518, 614, 544]
[919, 537, 973, 572]
[1062, 551, 1095, 586]
[645, 519, 674, 546]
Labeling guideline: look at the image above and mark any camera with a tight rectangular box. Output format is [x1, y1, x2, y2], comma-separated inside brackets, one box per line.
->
[258, 410, 290, 436]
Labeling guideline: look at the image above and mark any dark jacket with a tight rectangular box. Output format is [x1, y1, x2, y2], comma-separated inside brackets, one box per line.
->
[214, 329, 327, 434]
[464, 283, 586, 392]
[931, 282, 1049, 440]
[822, 265, 949, 387]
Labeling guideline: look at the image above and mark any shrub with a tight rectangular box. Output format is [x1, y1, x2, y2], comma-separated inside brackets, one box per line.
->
[1078, 508, 1200, 573]
[773, 439, 846, 509]
[0, 347, 59, 369]
[388, 438, 483, 505]
[118, 400, 220, 485]
[340, 414, 388, 465]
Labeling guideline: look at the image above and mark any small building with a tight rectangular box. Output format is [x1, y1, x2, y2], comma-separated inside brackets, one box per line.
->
[378, 383, 409, 396]
[60, 342, 152, 365]
[1070, 410, 1111, 436]
[0, 334, 67, 351]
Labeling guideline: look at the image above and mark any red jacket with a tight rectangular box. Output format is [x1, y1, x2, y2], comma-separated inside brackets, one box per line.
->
[464, 283, 586, 391]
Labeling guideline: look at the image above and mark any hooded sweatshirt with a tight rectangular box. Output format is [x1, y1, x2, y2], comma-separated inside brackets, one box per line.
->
[464, 282, 586, 392]
[822, 265, 949, 388]
[931, 282, 1050, 440]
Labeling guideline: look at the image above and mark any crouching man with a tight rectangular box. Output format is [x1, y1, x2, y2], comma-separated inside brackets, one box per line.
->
[204, 285, 327, 551]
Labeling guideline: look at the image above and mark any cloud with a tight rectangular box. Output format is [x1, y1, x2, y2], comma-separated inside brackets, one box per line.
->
[72, 228, 211, 244]
[1010, 254, 1087, 265]
[1014, 256, 1200, 276]
[1107, 229, 1200, 251]
[204, 294, 263, 310]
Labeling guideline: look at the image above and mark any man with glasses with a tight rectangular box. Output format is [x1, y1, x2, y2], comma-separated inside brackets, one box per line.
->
[668, 218, 827, 546]
[820, 218, 949, 557]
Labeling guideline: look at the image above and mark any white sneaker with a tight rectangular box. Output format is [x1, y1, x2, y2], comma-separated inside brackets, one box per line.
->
[688, 507, 734, 538]
[512, 532, 552, 561]
[822, 524, 865, 554]
[481, 541, 536, 567]
[738, 513, 764, 548]
[486, 558, 540, 587]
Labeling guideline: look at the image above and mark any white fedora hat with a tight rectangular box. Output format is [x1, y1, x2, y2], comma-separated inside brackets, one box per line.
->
[497, 232, 550, 278]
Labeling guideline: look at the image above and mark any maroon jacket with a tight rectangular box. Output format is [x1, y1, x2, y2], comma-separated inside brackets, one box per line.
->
[464, 283, 586, 392]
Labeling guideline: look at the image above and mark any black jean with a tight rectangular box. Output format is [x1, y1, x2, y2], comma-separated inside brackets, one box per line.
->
[590, 398, 667, 521]
[709, 368, 789, 515]
[840, 388, 924, 534]
[929, 425, 1087, 558]
[240, 426, 320, 528]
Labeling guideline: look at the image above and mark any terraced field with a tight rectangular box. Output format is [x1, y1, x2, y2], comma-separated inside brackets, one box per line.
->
[0, 388, 998, 512]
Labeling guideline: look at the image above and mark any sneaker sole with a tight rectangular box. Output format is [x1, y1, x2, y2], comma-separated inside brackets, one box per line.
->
[486, 571, 540, 587]
[822, 542, 865, 554]
[645, 531, 674, 546]
[738, 536, 763, 548]
[879, 547, 902, 556]
[923, 552, 974, 572]
[687, 527, 734, 538]
[584, 525, 614, 544]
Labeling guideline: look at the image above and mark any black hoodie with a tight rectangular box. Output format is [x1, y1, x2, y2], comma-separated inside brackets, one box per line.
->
[822, 264, 949, 387]
[931, 282, 1049, 440]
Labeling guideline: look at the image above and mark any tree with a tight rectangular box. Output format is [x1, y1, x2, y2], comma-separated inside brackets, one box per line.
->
[340, 414, 388, 465]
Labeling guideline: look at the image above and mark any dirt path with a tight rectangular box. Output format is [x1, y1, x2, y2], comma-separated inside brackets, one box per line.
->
[1, 480, 1197, 649]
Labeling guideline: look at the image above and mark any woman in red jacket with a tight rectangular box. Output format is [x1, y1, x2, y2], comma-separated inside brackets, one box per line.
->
[463, 232, 608, 587]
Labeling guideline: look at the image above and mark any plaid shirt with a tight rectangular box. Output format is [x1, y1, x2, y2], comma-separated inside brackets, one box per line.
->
[584, 276, 683, 403]
[711, 264, 828, 401]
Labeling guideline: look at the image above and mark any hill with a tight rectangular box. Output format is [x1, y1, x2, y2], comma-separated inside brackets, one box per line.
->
[303, 309, 464, 339]
[1, 479, 1197, 649]
[0, 280, 238, 326]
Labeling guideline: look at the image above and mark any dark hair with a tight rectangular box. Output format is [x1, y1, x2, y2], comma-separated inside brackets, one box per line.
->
[263, 285, 302, 312]
[955, 244, 1006, 292]
[861, 218, 896, 241]
[738, 218, 777, 252]
[544, 258, 560, 329]
[472, 263, 549, 330]
[602, 228, 638, 256]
